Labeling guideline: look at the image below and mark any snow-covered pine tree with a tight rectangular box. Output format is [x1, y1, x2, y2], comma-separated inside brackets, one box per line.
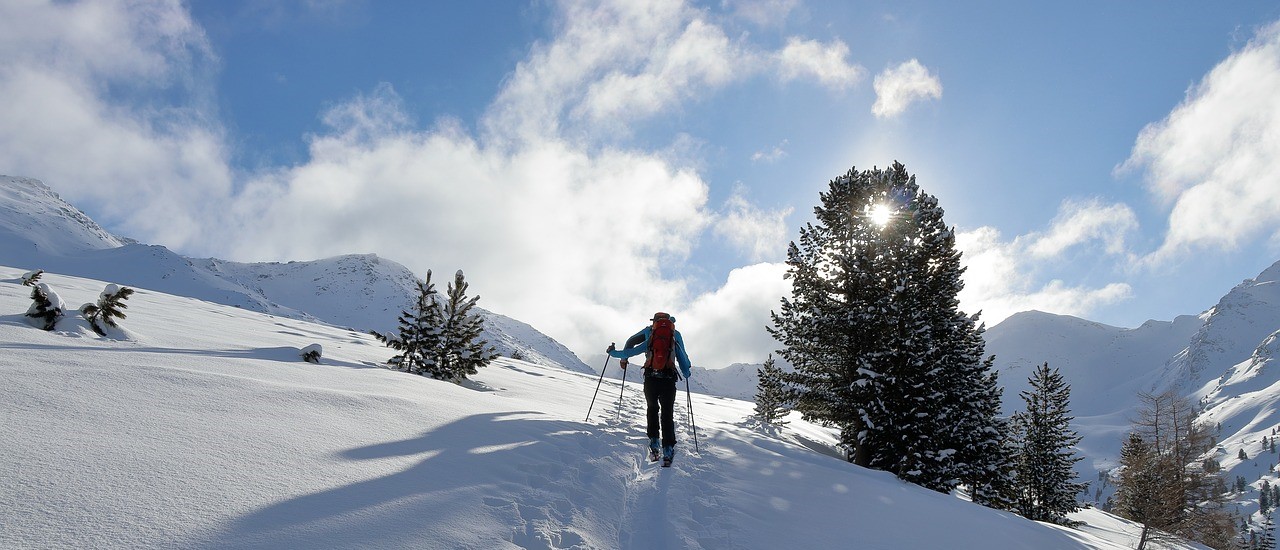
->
[431, 270, 496, 383]
[80, 284, 135, 336]
[300, 344, 322, 364]
[1265, 481, 1273, 514]
[754, 354, 791, 427]
[1261, 513, 1277, 550]
[769, 162, 1003, 493]
[25, 283, 65, 330]
[1011, 363, 1086, 525]
[371, 270, 443, 374]
[21, 269, 43, 286]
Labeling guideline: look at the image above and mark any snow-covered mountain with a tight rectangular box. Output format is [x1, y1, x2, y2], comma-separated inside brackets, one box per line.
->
[0, 267, 1194, 549]
[0, 176, 590, 374]
[985, 260, 1280, 524]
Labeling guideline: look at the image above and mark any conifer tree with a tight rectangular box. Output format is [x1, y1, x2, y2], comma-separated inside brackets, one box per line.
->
[769, 162, 1003, 493]
[1263, 513, 1277, 550]
[1011, 363, 1086, 525]
[754, 354, 791, 427]
[80, 284, 135, 336]
[1264, 480, 1273, 514]
[1114, 391, 1234, 549]
[372, 270, 443, 374]
[21, 269, 43, 286]
[25, 283, 64, 330]
[1113, 433, 1169, 550]
[431, 270, 496, 382]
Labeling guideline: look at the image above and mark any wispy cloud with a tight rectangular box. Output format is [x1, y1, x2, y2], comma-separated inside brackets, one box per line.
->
[872, 59, 942, 118]
[713, 185, 793, 262]
[955, 200, 1136, 325]
[1121, 20, 1280, 265]
[724, 0, 801, 28]
[775, 37, 865, 91]
[1027, 199, 1138, 258]
[751, 139, 788, 163]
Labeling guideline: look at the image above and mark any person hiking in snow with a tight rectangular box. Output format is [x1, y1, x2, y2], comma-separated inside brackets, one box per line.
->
[606, 312, 692, 466]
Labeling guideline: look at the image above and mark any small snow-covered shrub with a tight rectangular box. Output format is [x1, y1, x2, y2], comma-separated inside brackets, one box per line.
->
[26, 283, 65, 330]
[80, 284, 135, 336]
[300, 344, 322, 364]
[20, 270, 44, 287]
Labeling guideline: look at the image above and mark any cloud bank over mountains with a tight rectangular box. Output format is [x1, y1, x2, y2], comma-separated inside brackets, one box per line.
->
[2, 0, 1279, 366]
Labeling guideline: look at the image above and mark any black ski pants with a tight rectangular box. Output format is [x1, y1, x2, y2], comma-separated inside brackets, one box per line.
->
[644, 374, 678, 447]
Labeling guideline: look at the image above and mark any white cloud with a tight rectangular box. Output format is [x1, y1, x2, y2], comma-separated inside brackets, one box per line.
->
[220, 84, 712, 362]
[871, 59, 942, 118]
[0, 0, 230, 249]
[1121, 21, 1280, 264]
[684, 262, 791, 366]
[724, 0, 801, 28]
[775, 37, 865, 90]
[0, 0, 890, 370]
[1027, 199, 1138, 258]
[957, 227, 1133, 325]
[751, 139, 788, 163]
[713, 186, 793, 262]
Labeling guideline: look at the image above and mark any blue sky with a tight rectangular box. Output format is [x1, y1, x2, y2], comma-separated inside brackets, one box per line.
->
[3, 1, 1280, 369]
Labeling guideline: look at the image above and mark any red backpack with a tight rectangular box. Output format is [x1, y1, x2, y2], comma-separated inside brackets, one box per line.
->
[646, 312, 676, 372]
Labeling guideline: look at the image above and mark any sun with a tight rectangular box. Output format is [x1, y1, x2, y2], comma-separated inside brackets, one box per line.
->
[868, 204, 893, 227]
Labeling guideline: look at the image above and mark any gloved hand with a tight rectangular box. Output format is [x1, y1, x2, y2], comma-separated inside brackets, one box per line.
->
[681, 365, 692, 379]
[619, 358, 629, 370]
[607, 343, 616, 353]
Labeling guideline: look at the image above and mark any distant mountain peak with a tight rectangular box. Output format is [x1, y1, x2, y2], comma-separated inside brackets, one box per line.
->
[0, 175, 126, 260]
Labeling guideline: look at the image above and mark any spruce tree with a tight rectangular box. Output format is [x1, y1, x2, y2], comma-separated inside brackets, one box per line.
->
[754, 354, 791, 427]
[1262, 513, 1277, 550]
[431, 270, 496, 382]
[20, 269, 43, 286]
[769, 162, 1003, 493]
[372, 270, 443, 374]
[80, 284, 134, 336]
[1264, 481, 1273, 514]
[1011, 363, 1086, 525]
[25, 283, 64, 331]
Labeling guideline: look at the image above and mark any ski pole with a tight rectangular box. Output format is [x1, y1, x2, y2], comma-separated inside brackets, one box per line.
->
[686, 378, 699, 453]
[585, 347, 614, 421]
[615, 361, 628, 418]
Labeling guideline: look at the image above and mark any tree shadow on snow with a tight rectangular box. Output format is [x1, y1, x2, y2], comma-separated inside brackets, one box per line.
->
[195, 411, 591, 549]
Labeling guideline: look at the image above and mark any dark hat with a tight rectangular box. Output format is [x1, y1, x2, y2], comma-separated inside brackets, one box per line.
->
[651, 312, 670, 321]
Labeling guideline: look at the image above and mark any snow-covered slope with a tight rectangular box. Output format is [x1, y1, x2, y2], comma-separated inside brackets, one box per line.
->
[0, 267, 1170, 549]
[984, 310, 1203, 471]
[0, 176, 127, 259]
[0, 175, 590, 374]
[1162, 262, 1280, 399]
[986, 260, 1280, 526]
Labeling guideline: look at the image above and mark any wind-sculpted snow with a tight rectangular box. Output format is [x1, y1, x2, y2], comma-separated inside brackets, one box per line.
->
[0, 267, 1154, 549]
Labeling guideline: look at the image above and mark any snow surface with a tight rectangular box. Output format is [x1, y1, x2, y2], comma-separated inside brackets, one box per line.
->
[0, 267, 1171, 549]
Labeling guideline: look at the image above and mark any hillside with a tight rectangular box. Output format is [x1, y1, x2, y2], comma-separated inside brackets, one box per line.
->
[0, 267, 1159, 549]
[985, 260, 1280, 533]
[0, 175, 589, 374]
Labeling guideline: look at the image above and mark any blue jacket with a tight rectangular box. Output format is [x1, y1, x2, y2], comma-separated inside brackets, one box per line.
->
[609, 326, 692, 379]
